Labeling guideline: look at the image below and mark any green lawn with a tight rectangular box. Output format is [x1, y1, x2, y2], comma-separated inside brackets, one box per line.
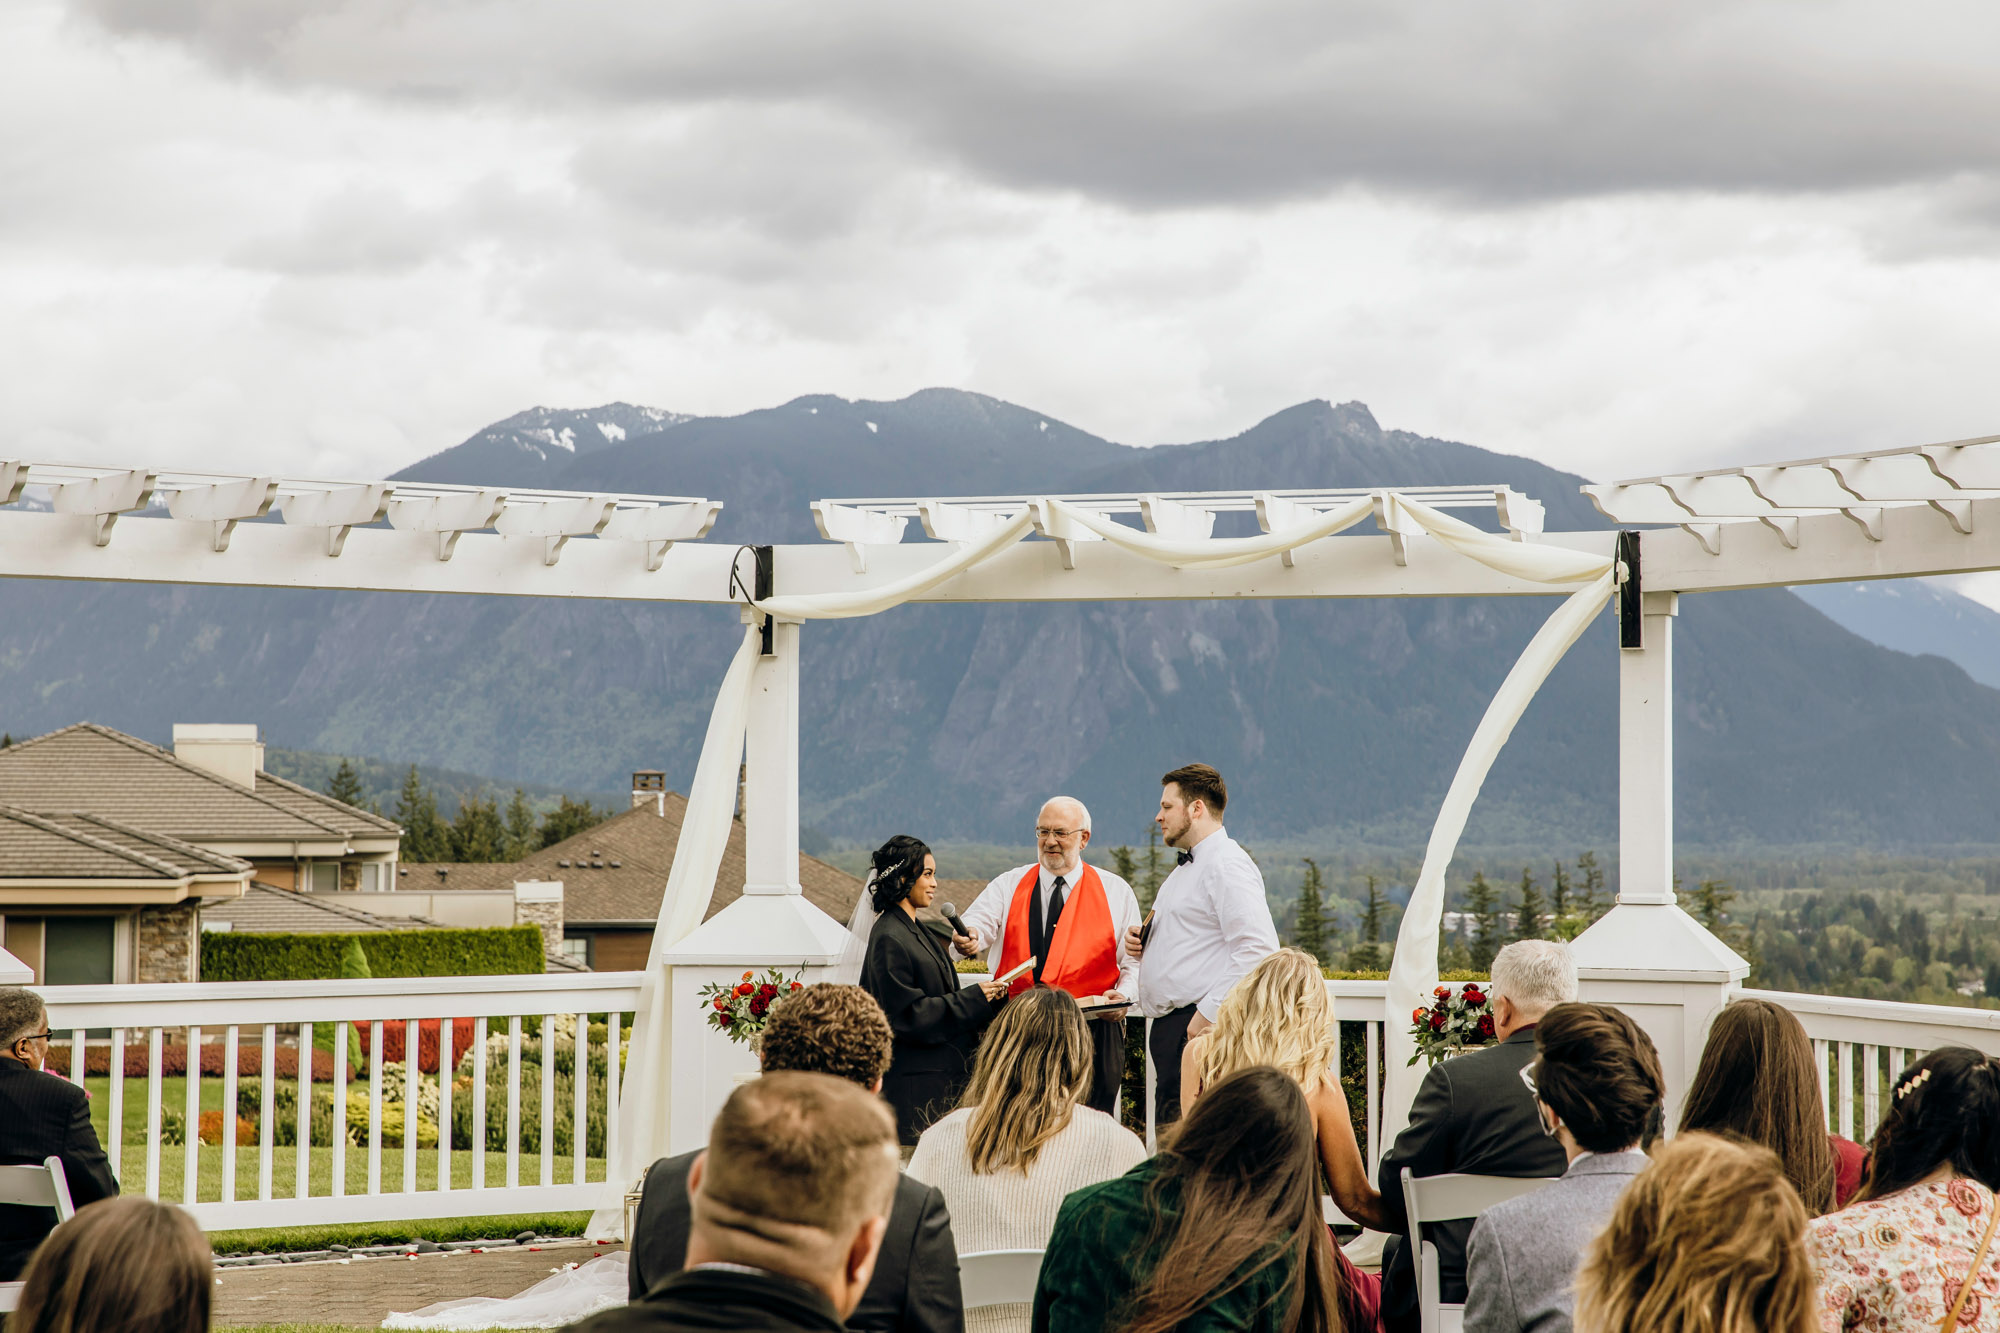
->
[211, 1211, 592, 1255]
[115, 1143, 608, 1203]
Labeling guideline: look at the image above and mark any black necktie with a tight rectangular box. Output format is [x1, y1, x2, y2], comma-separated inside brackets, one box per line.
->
[1176, 850, 1194, 867]
[1047, 875, 1068, 934]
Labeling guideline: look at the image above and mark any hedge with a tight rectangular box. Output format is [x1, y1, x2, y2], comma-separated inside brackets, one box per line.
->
[46, 1043, 349, 1080]
[201, 925, 546, 982]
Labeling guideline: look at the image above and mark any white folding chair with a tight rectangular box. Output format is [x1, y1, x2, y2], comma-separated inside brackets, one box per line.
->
[957, 1248, 1044, 1311]
[0, 1157, 76, 1313]
[1400, 1168, 1557, 1333]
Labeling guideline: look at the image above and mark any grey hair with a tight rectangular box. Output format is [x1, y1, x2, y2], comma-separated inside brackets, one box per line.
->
[0, 989, 46, 1050]
[1040, 796, 1092, 833]
[1490, 940, 1578, 1019]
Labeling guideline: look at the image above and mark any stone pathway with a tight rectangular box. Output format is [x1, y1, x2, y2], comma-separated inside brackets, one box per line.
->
[214, 1238, 624, 1328]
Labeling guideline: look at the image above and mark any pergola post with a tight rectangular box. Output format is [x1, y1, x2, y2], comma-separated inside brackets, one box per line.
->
[1572, 584, 1748, 1129]
[654, 614, 851, 1155]
[742, 618, 802, 896]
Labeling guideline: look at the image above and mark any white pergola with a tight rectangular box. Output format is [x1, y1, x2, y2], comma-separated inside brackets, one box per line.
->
[7, 434, 2000, 1211]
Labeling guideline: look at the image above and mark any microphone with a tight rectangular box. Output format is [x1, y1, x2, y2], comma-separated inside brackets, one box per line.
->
[941, 902, 972, 940]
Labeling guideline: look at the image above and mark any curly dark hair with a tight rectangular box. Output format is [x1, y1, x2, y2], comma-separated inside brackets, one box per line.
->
[868, 834, 932, 914]
[759, 984, 894, 1089]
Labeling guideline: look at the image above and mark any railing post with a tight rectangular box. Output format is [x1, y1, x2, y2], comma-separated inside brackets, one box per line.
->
[1572, 585, 1748, 1129]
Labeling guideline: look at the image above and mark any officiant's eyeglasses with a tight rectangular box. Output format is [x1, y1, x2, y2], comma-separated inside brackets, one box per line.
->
[1035, 827, 1084, 841]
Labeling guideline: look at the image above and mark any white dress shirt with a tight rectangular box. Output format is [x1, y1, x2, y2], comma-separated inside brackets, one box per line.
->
[1133, 827, 1279, 1021]
[961, 860, 1142, 997]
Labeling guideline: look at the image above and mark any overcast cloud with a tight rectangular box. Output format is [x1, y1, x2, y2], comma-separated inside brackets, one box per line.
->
[6, 0, 2000, 502]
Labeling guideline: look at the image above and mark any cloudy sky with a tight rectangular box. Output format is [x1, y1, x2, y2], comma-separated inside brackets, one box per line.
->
[7, 0, 2000, 494]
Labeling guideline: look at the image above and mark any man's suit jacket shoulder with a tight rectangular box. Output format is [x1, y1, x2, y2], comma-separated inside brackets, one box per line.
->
[627, 1151, 965, 1333]
[1464, 1155, 1647, 1333]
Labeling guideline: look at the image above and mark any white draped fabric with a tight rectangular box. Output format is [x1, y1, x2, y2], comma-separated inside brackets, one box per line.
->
[1040, 495, 1375, 568]
[756, 509, 1035, 621]
[585, 623, 762, 1239]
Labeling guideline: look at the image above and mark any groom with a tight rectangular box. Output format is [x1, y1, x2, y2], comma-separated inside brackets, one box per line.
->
[953, 796, 1142, 1114]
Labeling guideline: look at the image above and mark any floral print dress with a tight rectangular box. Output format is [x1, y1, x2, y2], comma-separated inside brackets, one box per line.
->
[1809, 1177, 2000, 1332]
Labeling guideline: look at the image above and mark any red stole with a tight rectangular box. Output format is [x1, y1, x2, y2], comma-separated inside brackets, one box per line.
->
[994, 864, 1120, 999]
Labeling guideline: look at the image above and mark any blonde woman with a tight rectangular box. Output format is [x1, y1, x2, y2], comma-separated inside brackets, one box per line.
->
[1573, 1133, 1816, 1333]
[1184, 948, 1385, 1330]
[1184, 948, 1388, 1232]
[909, 986, 1146, 1333]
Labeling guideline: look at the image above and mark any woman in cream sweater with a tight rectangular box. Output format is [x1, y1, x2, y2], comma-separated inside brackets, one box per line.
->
[908, 985, 1147, 1333]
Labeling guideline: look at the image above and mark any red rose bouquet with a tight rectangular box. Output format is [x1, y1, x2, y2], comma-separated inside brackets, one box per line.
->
[1407, 981, 1496, 1066]
[697, 967, 807, 1049]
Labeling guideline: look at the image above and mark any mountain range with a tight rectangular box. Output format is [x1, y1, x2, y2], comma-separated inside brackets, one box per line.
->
[5, 389, 2000, 852]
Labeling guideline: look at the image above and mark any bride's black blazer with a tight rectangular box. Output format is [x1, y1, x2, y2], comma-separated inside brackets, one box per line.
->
[860, 906, 998, 1142]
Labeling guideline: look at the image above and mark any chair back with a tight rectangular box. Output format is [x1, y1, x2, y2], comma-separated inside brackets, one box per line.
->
[958, 1248, 1044, 1310]
[0, 1158, 74, 1216]
[0, 1158, 76, 1315]
[1400, 1168, 1558, 1333]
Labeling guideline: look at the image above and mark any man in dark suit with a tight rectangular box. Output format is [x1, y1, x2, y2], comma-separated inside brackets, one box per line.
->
[0, 987, 119, 1279]
[579, 1072, 901, 1333]
[628, 984, 964, 1333]
[1377, 941, 1577, 1333]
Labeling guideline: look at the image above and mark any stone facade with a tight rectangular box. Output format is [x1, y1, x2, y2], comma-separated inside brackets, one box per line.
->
[513, 882, 565, 963]
[137, 901, 199, 983]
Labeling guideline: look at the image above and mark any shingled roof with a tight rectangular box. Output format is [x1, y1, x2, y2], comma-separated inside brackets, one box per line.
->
[0, 724, 399, 846]
[0, 804, 253, 890]
[403, 792, 866, 927]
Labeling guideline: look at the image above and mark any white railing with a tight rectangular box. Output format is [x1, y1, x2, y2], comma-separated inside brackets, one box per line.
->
[38, 971, 642, 1230]
[1329, 982, 1390, 1172]
[1740, 988, 2000, 1144]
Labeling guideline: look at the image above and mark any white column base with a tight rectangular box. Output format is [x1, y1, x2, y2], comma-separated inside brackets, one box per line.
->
[1571, 901, 1749, 1131]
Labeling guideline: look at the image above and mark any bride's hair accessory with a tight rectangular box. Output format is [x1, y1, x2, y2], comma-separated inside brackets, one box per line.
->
[1895, 1068, 1933, 1101]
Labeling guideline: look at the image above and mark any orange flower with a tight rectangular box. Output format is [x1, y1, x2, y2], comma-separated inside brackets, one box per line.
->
[741, 970, 754, 981]
[1433, 986, 1451, 999]
[735, 982, 755, 996]
[1412, 1007, 1428, 1024]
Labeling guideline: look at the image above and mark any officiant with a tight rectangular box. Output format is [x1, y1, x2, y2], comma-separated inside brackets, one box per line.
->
[952, 796, 1141, 1114]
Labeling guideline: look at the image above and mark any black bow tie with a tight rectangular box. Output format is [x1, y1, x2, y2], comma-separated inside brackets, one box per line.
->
[1176, 850, 1194, 867]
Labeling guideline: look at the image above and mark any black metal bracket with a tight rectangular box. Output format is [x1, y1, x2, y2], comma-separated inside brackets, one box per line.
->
[753, 545, 775, 656]
[1617, 530, 1643, 650]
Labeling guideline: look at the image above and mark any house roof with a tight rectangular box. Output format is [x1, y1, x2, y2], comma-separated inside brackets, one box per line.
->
[0, 805, 254, 883]
[203, 883, 587, 972]
[402, 794, 867, 927]
[0, 724, 400, 846]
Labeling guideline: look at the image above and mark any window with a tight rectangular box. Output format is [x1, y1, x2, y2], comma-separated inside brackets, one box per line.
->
[560, 937, 592, 967]
[308, 862, 339, 893]
[43, 917, 116, 986]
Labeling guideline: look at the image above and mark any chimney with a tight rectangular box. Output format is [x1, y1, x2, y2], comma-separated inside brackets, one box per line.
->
[173, 724, 265, 789]
[631, 770, 666, 816]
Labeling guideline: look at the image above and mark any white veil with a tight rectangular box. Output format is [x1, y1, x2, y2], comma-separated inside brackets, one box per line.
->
[830, 869, 881, 984]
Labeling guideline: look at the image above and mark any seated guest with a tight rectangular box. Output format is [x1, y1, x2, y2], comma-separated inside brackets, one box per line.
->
[1573, 1133, 1814, 1333]
[580, 1072, 901, 1333]
[1463, 1003, 1663, 1333]
[1183, 947, 1388, 1329]
[0, 988, 119, 1280]
[1033, 1066, 1343, 1333]
[1377, 941, 1576, 1333]
[1679, 996, 1863, 1213]
[909, 986, 1146, 1333]
[629, 984, 963, 1333]
[1808, 1047, 2000, 1331]
[12, 1197, 211, 1333]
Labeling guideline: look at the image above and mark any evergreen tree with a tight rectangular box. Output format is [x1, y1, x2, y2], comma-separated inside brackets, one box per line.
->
[393, 766, 448, 862]
[1466, 873, 1503, 972]
[537, 795, 608, 849]
[1575, 850, 1605, 919]
[1550, 861, 1571, 919]
[326, 758, 366, 810]
[1511, 866, 1546, 942]
[447, 794, 507, 862]
[1692, 878, 1737, 933]
[1346, 873, 1391, 972]
[1292, 858, 1327, 965]
[503, 789, 538, 861]
[1109, 845, 1139, 888]
[0, 733, 11, 748]
[1136, 826, 1167, 911]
